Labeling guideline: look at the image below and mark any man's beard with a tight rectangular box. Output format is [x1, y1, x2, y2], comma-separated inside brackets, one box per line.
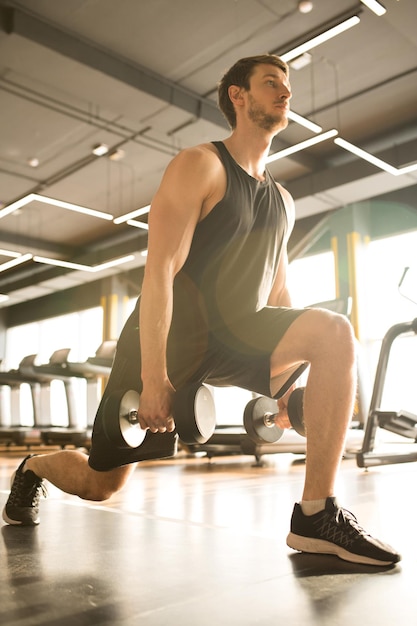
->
[248, 94, 288, 132]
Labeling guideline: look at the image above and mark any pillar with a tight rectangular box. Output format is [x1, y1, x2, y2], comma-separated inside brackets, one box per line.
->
[328, 202, 372, 341]
[100, 276, 131, 341]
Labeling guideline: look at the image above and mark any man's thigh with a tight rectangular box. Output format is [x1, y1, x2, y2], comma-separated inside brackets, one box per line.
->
[269, 307, 351, 378]
[206, 306, 308, 397]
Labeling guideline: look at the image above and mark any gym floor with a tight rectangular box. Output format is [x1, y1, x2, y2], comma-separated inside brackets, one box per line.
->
[0, 446, 413, 626]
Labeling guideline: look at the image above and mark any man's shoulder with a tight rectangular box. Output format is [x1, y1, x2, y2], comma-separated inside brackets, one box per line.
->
[178, 142, 221, 161]
[168, 142, 224, 175]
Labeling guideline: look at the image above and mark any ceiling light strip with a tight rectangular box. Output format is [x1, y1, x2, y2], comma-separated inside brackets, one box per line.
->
[33, 254, 135, 273]
[396, 163, 417, 176]
[266, 129, 338, 163]
[0, 194, 35, 219]
[287, 111, 322, 133]
[127, 220, 149, 230]
[281, 16, 360, 62]
[0, 249, 22, 258]
[0, 193, 113, 221]
[0, 253, 33, 273]
[359, 0, 386, 17]
[334, 138, 398, 175]
[33, 256, 95, 272]
[114, 205, 151, 224]
[92, 255, 135, 272]
[31, 194, 113, 221]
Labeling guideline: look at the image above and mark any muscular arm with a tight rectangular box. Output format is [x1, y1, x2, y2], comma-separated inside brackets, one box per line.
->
[138, 145, 223, 432]
[267, 183, 295, 308]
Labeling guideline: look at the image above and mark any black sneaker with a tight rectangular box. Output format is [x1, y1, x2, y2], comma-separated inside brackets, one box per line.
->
[2, 456, 47, 526]
[286, 497, 401, 566]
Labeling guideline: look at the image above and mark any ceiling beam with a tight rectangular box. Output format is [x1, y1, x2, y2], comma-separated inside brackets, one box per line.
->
[0, 230, 80, 256]
[0, 2, 321, 175]
[0, 3, 227, 128]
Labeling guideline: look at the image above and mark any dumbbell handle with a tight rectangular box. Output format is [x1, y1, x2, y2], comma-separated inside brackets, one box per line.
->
[104, 383, 217, 449]
[127, 409, 139, 425]
[243, 388, 305, 444]
[262, 410, 296, 431]
[263, 387, 305, 437]
[263, 412, 278, 428]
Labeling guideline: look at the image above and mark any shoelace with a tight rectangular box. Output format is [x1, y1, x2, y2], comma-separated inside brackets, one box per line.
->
[315, 505, 371, 548]
[9, 471, 48, 507]
[335, 506, 369, 538]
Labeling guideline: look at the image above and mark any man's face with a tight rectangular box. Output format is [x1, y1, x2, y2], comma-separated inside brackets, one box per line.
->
[245, 64, 292, 133]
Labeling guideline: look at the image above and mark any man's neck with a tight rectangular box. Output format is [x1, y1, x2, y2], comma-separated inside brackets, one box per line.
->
[223, 128, 276, 181]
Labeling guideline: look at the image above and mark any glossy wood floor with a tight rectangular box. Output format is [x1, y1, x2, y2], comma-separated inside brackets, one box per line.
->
[0, 445, 413, 626]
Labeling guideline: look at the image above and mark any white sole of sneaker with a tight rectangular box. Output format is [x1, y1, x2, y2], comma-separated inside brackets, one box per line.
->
[286, 532, 397, 567]
[1, 509, 38, 525]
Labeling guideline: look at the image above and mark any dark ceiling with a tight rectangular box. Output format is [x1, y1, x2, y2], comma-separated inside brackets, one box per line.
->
[1, 0, 416, 310]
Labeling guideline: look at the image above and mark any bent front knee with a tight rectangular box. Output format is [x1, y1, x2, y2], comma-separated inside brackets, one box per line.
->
[308, 309, 356, 359]
[325, 312, 356, 360]
[332, 312, 355, 343]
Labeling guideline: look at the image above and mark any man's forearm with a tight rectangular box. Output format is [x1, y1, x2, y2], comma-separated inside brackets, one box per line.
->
[139, 273, 173, 386]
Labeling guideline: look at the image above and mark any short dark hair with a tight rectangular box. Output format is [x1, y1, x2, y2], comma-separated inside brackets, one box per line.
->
[217, 54, 288, 129]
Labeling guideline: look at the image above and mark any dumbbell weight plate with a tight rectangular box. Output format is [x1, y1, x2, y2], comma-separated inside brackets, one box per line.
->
[174, 383, 216, 444]
[287, 387, 306, 437]
[243, 396, 284, 444]
[103, 389, 145, 449]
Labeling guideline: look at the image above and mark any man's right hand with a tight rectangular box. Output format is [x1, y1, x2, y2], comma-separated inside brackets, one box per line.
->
[137, 379, 177, 434]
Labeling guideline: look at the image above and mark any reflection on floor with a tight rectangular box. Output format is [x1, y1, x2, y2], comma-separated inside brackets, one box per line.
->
[0, 447, 413, 626]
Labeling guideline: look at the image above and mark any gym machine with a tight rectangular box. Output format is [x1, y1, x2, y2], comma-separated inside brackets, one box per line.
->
[85, 340, 117, 374]
[52, 340, 116, 447]
[357, 268, 417, 468]
[0, 342, 116, 450]
[28, 341, 116, 448]
[18, 349, 89, 448]
[0, 355, 43, 446]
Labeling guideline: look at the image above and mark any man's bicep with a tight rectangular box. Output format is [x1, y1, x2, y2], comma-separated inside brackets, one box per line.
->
[146, 152, 208, 275]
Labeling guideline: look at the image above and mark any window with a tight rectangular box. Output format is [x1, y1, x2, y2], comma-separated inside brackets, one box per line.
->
[363, 231, 417, 414]
[4, 308, 103, 427]
[288, 251, 336, 308]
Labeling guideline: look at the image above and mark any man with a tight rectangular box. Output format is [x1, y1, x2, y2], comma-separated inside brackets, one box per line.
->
[2, 54, 400, 567]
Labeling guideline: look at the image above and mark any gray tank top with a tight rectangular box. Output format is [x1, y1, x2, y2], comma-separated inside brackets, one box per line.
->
[172, 141, 288, 332]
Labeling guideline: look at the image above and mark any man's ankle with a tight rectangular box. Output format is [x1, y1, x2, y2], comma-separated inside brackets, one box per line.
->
[22, 455, 38, 475]
[300, 498, 328, 516]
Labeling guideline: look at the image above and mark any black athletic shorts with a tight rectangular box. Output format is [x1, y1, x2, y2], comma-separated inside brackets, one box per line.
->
[88, 299, 307, 471]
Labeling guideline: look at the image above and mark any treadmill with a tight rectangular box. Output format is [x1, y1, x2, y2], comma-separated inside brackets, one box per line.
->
[0, 355, 44, 446]
[27, 341, 116, 448]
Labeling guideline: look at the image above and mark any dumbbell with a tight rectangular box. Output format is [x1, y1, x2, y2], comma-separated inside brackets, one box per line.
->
[243, 387, 305, 444]
[102, 382, 216, 449]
